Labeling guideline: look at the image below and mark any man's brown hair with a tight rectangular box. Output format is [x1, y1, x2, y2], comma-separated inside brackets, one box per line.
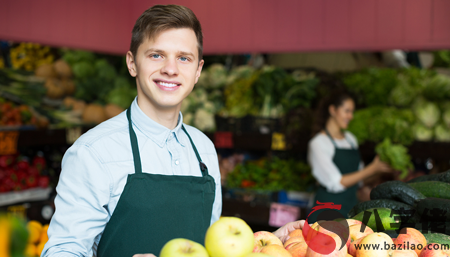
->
[130, 5, 203, 61]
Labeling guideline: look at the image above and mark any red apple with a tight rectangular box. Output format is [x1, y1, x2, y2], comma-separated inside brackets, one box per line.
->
[348, 236, 365, 257]
[315, 221, 351, 249]
[395, 228, 427, 256]
[419, 243, 450, 257]
[305, 232, 348, 257]
[288, 229, 303, 238]
[389, 249, 418, 257]
[356, 232, 394, 257]
[284, 236, 305, 248]
[260, 244, 292, 257]
[347, 219, 374, 244]
[285, 240, 308, 257]
[253, 231, 283, 253]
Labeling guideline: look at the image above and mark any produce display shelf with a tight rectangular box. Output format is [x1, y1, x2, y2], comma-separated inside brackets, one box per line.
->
[0, 187, 52, 207]
[5, 127, 450, 161]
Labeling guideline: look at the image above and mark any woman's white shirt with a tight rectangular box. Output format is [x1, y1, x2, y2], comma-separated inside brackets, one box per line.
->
[307, 131, 364, 193]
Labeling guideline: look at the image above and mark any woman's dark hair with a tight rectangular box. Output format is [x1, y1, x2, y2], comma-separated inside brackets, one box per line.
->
[312, 90, 354, 136]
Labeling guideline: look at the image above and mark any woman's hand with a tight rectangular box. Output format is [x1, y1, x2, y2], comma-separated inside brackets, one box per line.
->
[133, 254, 156, 257]
[272, 220, 306, 244]
[370, 155, 392, 173]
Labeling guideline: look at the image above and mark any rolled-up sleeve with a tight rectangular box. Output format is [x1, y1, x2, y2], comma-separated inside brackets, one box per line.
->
[42, 144, 111, 257]
[308, 138, 346, 193]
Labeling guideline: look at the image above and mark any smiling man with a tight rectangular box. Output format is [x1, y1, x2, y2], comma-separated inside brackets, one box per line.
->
[41, 5, 303, 257]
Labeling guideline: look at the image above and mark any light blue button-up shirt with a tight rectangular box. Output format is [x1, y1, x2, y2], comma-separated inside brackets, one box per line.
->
[42, 98, 222, 257]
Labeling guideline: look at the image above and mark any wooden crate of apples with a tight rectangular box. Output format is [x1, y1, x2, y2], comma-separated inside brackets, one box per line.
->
[160, 217, 449, 257]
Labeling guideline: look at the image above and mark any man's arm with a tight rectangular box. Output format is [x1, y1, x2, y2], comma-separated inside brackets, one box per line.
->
[42, 144, 111, 257]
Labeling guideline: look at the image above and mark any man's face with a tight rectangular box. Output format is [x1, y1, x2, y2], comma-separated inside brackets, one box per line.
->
[127, 28, 203, 112]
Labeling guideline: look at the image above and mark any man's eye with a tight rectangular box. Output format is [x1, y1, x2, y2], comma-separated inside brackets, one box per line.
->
[180, 57, 188, 62]
[151, 54, 161, 59]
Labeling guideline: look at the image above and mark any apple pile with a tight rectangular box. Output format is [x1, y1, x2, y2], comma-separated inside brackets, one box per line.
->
[158, 217, 448, 257]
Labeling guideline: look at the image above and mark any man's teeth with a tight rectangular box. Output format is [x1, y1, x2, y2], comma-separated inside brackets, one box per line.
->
[159, 82, 178, 87]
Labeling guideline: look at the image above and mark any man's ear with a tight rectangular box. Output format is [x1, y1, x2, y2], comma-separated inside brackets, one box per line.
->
[126, 51, 137, 77]
[194, 59, 205, 84]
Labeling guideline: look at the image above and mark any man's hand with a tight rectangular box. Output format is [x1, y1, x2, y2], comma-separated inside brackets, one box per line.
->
[133, 254, 156, 257]
[272, 220, 306, 244]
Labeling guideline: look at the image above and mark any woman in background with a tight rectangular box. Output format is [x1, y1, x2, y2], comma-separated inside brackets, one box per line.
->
[307, 91, 392, 220]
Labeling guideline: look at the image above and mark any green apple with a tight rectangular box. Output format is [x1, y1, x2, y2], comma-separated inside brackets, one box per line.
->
[159, 238, 209, 257]
[205, 216, 254, 257]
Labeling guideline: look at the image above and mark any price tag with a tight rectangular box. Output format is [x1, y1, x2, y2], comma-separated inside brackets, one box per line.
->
[271, 132, 286, 151]
[214, 132, 234, 148]
[66, 127, 82, 144]
[269, 203, 300, 227]
[0, 131, 19, 155]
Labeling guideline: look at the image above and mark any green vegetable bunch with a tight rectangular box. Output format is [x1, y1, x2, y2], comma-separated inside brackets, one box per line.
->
[62, 50, 136, 106]
[375, 138, 414, 180]
[226, 157, 315, 192]
[343, 68, 398, 107]
[348, 107, 415, 145]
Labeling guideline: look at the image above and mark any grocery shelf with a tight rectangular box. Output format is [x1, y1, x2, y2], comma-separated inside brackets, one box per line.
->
[0, 187, 52, 207]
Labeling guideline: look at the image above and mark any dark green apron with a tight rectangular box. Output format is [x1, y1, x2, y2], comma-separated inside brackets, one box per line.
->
[309, 130, 361, 222]
[96, 108, 216, 257]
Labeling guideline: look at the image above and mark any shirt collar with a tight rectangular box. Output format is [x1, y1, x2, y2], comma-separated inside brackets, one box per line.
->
[130, 97, 186, 148]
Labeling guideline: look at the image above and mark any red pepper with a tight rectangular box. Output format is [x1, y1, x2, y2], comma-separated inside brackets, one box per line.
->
[38, 176, 50, 188]
[16, 171, 27, 187]
[0, 155, 14, 168]
[240, 180, 256, 188]
[27, 166, 39, 176]
[33, 156, 46, 172]
[4, 177, 15, 191]
[17, 159, 30, 172]
[26, 176, 38, 188]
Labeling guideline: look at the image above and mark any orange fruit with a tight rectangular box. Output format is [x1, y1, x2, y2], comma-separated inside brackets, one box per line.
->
[36, 241, 46, 256]
[40, 224, 49, 243]
[27, 221, 42, 244]
[25, 243, 37, 257]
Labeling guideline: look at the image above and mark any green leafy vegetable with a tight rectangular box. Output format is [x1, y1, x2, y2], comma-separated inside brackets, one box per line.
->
[413, 99, 440, 128]
[343, 68, 398, 107]
[413, 123, 434, 141]
[375, 138, 414, 180]
[348, 107, 415, 145]
[435, 123, 450, 142]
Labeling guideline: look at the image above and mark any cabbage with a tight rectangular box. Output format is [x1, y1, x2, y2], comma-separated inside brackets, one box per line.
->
[389, 74, 419, 107]
[413, 99, 440, 128]
[194, 108, 215, 132]
[423, 74, 450, 102]
[413, 123, 434, 141]
[206, 64, 227, 89]
[435, 123, 450, 142]
[442, 104, 450, 129]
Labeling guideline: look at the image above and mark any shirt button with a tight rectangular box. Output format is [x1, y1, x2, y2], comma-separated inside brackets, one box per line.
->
[175, 160, 179, 165]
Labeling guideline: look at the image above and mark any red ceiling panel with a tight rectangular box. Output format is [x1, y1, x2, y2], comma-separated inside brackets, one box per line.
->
[350, 0, 376, 44]
[432, 0, 450, 42]
[404, 0, 432, 44]
[377, 0, 404, 45]
[0, 0, 449, 55]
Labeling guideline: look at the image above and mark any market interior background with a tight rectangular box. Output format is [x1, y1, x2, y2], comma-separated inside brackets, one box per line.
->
[1, 0, 450, 237]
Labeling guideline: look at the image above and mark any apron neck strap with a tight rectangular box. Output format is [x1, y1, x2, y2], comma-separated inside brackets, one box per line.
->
[127, 108, 142, 174]
[324, 129, 356, 150]
[181, 125, 209, 176]
[126, 107, 208, 176]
